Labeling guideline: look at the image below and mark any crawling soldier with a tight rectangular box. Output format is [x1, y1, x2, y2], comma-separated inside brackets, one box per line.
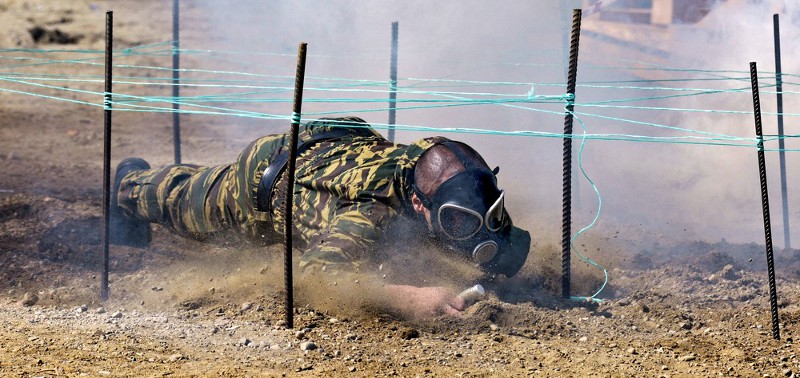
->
[111, 117, 531, 319]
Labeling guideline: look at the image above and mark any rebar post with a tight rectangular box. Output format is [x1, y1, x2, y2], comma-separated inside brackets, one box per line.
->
[562, 9, 582, 299]
[750, 61, 781, 340]
[101, 10, 113, 301]
[773, 14, 789, 249]
[172, 0, 182, 164]
[387, 22, 398, 143]
[284, 42, 308, 329]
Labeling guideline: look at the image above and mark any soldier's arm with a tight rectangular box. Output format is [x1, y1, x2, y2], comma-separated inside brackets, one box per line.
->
[297, 202, 464, 319]
[382, 284, 465, 319]
[298, 201, 385, 272]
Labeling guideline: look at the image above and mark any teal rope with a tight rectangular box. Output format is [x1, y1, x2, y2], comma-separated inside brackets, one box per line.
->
[0, 84, 100, 108]
[0, 74, 773, 147]
[3, 46, 800, 150]
[9, 71, 796, 123]
[573, 111, 755, 139]
[567, 111, 609, 303]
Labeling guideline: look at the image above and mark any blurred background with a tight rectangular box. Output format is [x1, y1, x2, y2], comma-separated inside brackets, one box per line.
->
[176, 0, 800, 251]
[3, 0, 799, 254]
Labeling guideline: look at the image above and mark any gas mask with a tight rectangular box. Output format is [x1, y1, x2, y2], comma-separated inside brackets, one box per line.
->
[412, 142, 530, 277]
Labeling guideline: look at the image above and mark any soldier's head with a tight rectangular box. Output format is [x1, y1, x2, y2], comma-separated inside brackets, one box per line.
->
[410, 141, 529, 278]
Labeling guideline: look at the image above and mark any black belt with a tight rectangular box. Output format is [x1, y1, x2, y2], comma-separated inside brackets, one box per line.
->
[255, 126, 378, 213]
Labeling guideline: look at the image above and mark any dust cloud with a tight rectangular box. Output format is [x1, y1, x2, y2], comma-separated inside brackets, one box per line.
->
[147, 0, 800, 301]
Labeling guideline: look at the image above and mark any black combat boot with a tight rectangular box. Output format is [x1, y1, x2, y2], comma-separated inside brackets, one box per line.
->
[110, 157, 151, 248]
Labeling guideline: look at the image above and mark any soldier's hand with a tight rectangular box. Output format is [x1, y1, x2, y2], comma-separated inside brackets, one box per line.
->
[384, 284, 465, 319]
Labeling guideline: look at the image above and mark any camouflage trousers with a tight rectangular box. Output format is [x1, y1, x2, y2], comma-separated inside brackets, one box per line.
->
[117, 130, 300, 244]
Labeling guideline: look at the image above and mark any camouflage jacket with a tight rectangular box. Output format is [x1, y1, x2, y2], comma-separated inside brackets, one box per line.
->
[263, 122, 446, 273]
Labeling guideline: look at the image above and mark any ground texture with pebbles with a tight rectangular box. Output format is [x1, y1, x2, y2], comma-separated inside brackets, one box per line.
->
[1, 1, 800, 376]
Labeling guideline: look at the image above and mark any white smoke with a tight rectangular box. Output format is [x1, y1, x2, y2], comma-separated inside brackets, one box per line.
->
[186, 0, 800, 247]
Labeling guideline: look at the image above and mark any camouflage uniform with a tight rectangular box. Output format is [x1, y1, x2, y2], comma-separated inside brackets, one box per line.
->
[117, 118, 446, 273]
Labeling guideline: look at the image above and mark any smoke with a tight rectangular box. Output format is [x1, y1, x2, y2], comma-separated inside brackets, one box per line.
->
[185, 0, 800, 260]
[573, 0, 800, 247]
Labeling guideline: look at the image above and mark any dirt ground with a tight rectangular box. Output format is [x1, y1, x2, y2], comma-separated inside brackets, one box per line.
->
[1, 1, 800, 377]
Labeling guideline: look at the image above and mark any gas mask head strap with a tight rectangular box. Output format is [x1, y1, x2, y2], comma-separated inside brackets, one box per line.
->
[411, 140, 494, 207]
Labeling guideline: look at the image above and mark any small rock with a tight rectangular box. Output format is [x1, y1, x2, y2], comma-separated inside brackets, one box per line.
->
[678, 354, 696, 362]
[75, 305, 88, 313]
[241, 302, 252, 312]
[270, 344, 281, 350]
[661, 365, 668, 371]
[239, 338, 250, 346]
[627, 347, 637, 355]
[399, 328, 419, 340]
[329, 318, 339, 324]
[490, 324, 499, 331]
[300, 341, 317, 351]
[151, 286, 163, 291]
[208, 287, 216, 294]
[348, 366, 357, 372]
[579, 336, 588, 342]
[168, 354, 183, 362]
[720, 264, 741, 280]
[295, 330, 306, 339]
[19, 292, 38, 307]
[782, 369, 792, 377]
[95, 307, 107, 314]
[110, 311, 123, 319]
[273, 320, 286, 329]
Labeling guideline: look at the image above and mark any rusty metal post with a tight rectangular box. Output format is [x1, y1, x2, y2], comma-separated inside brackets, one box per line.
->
[387, 22, 398, 142]
[101, 10, 113, 301]
[562, 9, 582, 299]
[284, 42, 308, 329]
[172, 0, 182, 164]
[750, 61, 781, 340]
[773, 14, 789, 249]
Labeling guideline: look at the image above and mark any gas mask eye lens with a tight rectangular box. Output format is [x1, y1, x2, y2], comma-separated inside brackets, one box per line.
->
[485, 191, 505, 232]
[438, 204, 483, 240]
[473, 240, 498, 264]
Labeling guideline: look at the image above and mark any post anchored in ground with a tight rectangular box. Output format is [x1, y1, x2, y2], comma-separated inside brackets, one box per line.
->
[101, 10, 114, 302]
[562, 8, 582, 300]
[284, 42, 308, 330]
[749, 61, 781, 341]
